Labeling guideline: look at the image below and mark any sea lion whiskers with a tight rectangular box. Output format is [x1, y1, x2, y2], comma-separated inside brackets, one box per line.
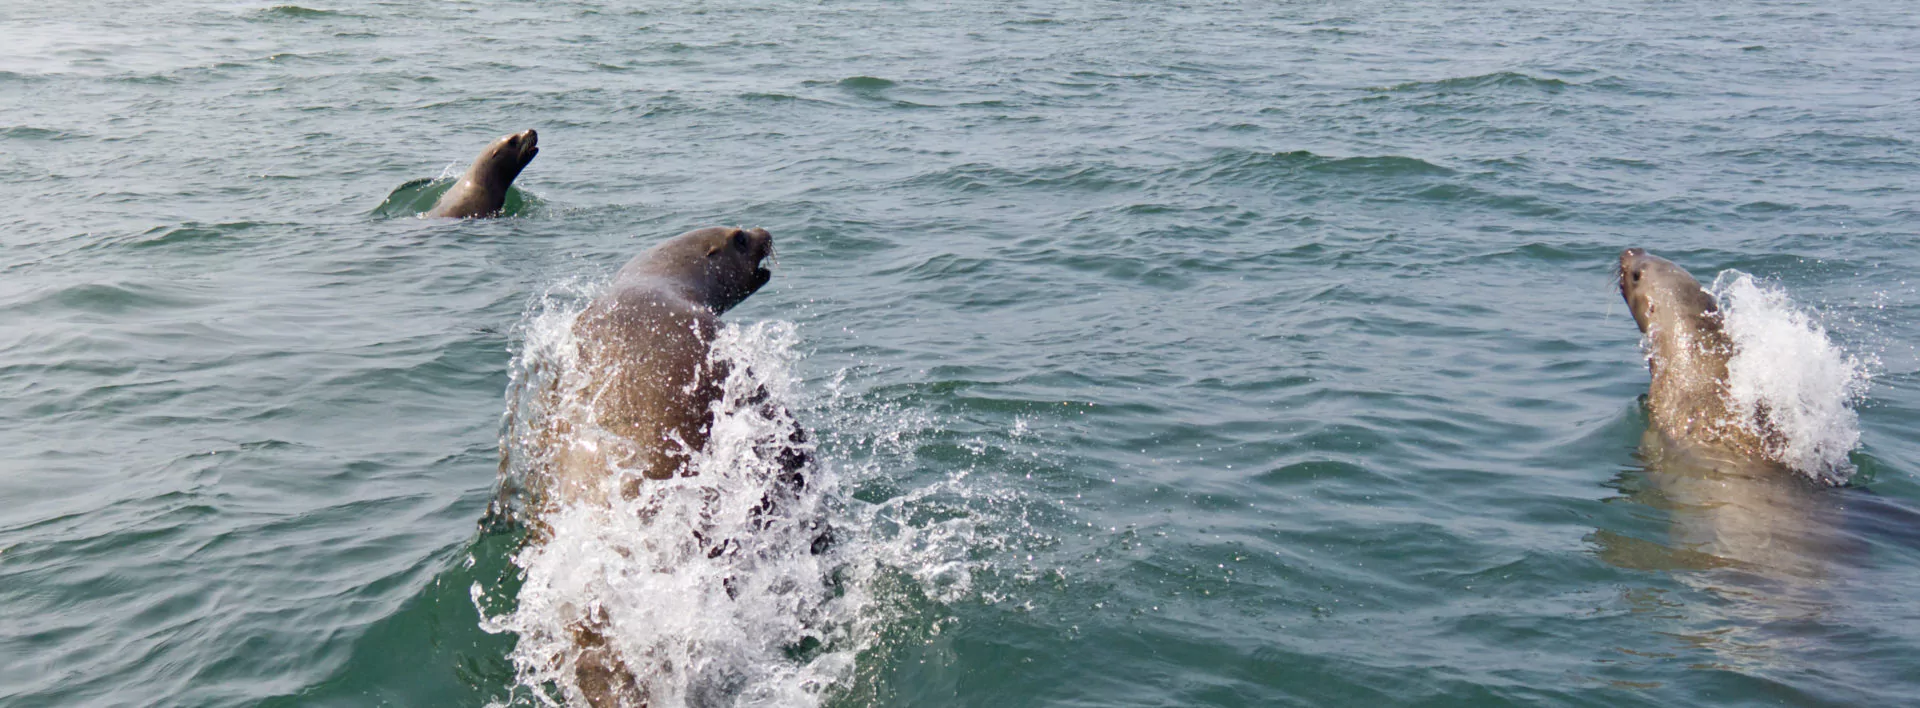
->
[1593, 263, 1626, 322]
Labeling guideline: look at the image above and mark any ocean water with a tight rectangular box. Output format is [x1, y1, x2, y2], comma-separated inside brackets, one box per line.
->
[5, 0, 1920, 705]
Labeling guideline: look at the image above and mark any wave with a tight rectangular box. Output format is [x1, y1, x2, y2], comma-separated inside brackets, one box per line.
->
[1370, 71, 1575, 94]
[252, 6, 359, 20]
[1199, 150, 1453, 183]
[1, 126, 83, 141]
[372, 178, 543, 219]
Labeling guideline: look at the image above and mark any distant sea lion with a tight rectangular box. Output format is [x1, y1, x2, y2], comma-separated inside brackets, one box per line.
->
[1616, 248, 1776, 460]
[427, 128, 538, 218]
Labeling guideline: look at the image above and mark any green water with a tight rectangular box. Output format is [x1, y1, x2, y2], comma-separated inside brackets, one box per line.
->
[4, 1, 1920, 705]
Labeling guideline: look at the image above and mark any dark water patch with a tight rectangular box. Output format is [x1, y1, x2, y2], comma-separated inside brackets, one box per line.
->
[882, 252, 994, 280]
[739, 91, 837, 107]
[836, 76, 896, 90]
[1, 126, 84, 141]
[253, 5, 356, 20]
[1735, 200, 1800, 214]
[1594, 156, 1660, 170]
[1191, 150, 1455, 191]
[1780, 129, 1913, 150]
[1446, 241, 1608, 266]
[1372, 72, 1574, 95]
[905, 162, 1147, 194]
[3, 281, 211, 318]
[1047, 248, 1205, 291]
[1411, 183, 1568, 218]
[103, 221, 268, 253]
[107, 73, 181, 86]
[1253, 459, 1371, 488]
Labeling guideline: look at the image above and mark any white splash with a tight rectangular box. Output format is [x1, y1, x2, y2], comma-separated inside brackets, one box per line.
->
[479, 284, 999, 707]
[1710, 270, 1873, 485]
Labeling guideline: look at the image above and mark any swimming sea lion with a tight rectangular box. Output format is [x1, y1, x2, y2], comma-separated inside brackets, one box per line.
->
[427, 128, 539, 218]
[1616, 248, 1775, 460]
[1609, 250, 1860, 662]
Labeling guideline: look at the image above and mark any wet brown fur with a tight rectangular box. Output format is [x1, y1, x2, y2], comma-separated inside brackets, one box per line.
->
[521, 227, 773, 708]
[1617, 248, 1770, 459]
[427, 129, 539, 218]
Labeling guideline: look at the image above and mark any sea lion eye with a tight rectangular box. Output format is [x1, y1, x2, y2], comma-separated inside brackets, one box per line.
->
[732, 230, 749, 251]
[1632, 270, 1641, 283]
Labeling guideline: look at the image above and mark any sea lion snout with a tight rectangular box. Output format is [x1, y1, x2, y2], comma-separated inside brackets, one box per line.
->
[507, 129, 539, 165]
[733, 227, 775, 266]
[1617, 248, 1672, 333]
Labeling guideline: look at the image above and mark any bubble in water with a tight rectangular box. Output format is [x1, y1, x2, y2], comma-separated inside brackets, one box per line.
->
[1710, 271, 1873, 485]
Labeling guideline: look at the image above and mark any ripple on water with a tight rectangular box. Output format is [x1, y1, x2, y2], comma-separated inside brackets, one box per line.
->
[253, 6, 352, 20]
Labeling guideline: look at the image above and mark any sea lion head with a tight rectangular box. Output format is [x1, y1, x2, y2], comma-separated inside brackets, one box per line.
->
[470, 128, 539, 190]
[1619, 248, 1720, 338]
[633, 226, 776, 314]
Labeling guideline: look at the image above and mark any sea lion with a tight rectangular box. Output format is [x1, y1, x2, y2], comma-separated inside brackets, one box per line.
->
[521, 227, 783, 510]
[1616, 248, 1775, 460]
[427, 128, 539, 218]
[1609, 250, 1859, 661]
[508, 226, 808, 708]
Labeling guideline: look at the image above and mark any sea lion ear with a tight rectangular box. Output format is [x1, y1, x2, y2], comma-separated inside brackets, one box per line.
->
[706, 242, 723, 257]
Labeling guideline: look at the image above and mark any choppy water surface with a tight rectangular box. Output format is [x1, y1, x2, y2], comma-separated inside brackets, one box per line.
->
[5, 1, 1920, 705]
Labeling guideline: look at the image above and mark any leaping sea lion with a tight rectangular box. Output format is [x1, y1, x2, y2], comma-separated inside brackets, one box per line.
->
[504, 226, 811, 708]
[427, 128, 539, 218]
[538, 226, 780, 502]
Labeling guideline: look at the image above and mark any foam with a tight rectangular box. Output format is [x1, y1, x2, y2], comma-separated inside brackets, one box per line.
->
[1710, 271, 1873, 485]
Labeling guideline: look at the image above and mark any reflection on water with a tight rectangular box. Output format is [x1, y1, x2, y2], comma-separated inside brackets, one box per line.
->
[1594, 429, 1857, 672]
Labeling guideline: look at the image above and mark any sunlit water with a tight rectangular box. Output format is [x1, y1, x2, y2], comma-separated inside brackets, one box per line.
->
[5, 1, 1920, 706]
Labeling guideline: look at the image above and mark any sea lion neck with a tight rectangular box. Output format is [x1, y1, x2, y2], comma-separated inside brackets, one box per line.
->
[468, 129, 538, 191]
